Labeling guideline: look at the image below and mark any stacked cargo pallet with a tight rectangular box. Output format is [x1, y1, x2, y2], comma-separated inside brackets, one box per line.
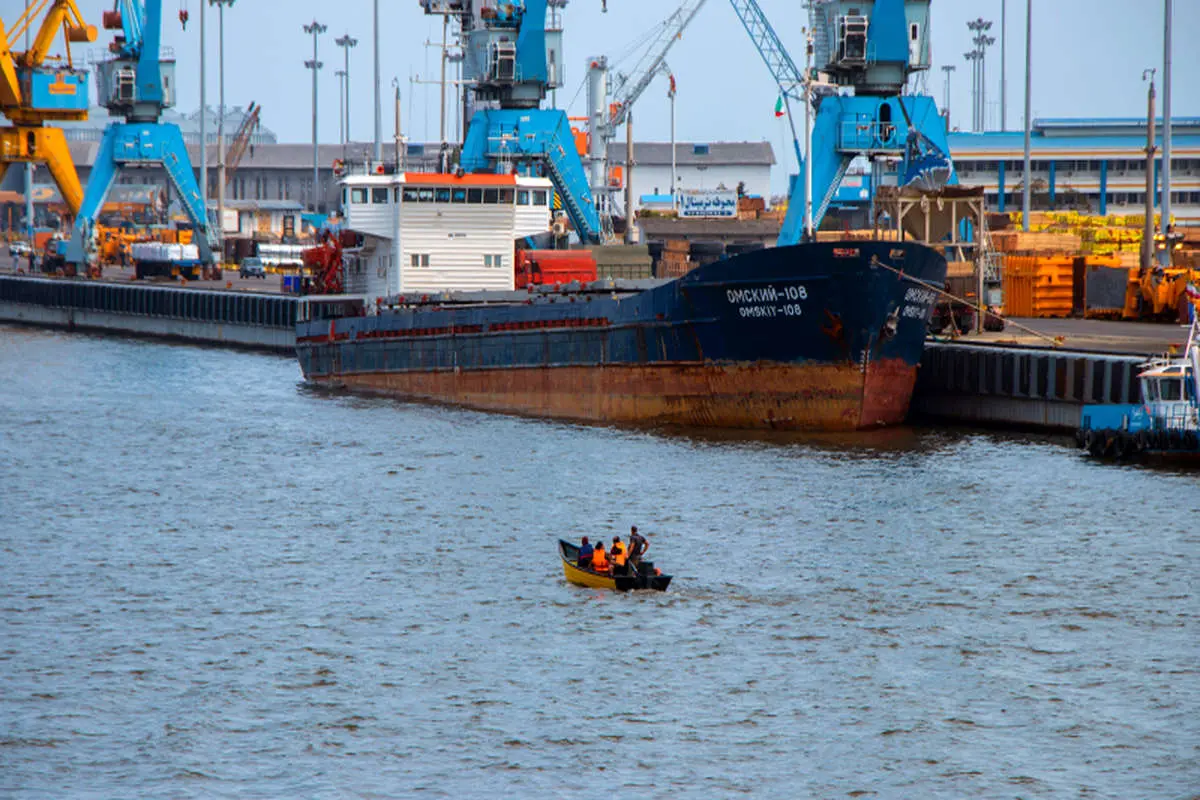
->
[658, 239, 691, 278]
[586, 245, 653, 281]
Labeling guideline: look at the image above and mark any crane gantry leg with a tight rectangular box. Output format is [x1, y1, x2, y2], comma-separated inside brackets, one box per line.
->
[0, 126, 84, 213]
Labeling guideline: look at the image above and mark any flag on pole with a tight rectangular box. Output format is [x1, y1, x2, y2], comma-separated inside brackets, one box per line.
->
[774, 97, 786, 118]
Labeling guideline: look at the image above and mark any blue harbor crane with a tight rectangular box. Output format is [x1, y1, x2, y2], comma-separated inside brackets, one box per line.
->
[729, 0, 956, 245]
[422, 0, 604, 244]
[66, 0, 216, 268]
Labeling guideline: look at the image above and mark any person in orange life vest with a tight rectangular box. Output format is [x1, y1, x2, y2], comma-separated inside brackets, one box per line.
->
[577, 536, 593, 568]
[610, 535, 630, 575]
[591, 542, 611, 574]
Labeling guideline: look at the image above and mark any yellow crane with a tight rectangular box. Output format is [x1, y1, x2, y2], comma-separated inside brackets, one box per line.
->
[0, 1, 97, 217]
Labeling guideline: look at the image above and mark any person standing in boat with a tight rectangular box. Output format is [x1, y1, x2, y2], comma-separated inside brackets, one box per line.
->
[628, 526, 648, 569]
[577, 537, 594, 569]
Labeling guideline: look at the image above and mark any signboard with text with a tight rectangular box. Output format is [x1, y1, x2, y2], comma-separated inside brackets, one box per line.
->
[678, 190, 738, 219]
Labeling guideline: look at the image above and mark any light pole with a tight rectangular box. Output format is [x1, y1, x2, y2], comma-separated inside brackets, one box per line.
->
[941, 64, 955, 125]
[304, 20, 327, 212]
[963, 50, 980, 131]
[1001, 0, 1007, 131]
[373, 0, 382, 163]
[212, 0, 234, 245]
[335, 33, 357, 145]
[1160, 0, 1173, 265]
[199, 1, 206, 220]
[968, 19, 994, 131]
[1022, 0, 1033, 231]
[335, 69, 347, 145]
[23, 0, 32, 238]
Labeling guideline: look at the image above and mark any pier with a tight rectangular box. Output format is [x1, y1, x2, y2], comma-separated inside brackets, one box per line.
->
[911, 318, 1187, 431]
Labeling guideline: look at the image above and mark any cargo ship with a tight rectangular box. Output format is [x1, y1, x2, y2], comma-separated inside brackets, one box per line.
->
[294, 171, 947, 431]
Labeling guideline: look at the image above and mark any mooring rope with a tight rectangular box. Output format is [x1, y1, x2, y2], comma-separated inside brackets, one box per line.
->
[870, 255, 1066, 347]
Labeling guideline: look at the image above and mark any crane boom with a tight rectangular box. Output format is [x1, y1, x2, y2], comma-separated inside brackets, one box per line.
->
[727, 0, 804, 103]
[225, 102, 261, 184]
[609, 0, 708, 127]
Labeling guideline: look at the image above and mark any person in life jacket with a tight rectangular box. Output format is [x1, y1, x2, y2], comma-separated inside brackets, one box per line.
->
[577, 536, 593, 568]
[610, 536, 629, 575]
[591, 542, 610, 574]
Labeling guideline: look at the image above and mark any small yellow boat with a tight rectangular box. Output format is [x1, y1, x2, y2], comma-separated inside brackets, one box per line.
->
[558, 539, 672, 592]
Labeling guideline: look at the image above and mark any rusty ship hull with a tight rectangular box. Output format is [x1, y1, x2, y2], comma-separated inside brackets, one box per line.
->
[295, 241, 947, 431]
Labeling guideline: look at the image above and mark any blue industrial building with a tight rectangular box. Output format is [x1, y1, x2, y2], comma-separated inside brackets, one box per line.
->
[948, 118, 1200, 224]
[830, 118, 1200, 226]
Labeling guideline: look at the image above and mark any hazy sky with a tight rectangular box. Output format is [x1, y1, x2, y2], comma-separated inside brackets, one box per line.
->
[54, 1, 1200, 173]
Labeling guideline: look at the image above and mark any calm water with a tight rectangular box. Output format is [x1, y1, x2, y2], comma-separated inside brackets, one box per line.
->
[1, 325, 1197, 799]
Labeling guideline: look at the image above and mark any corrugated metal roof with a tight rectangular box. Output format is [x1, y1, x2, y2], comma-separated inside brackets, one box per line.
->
[607, 141, 776, 167]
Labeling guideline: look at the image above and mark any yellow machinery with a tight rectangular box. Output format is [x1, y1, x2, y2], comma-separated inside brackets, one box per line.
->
[0, 1, 97, 217]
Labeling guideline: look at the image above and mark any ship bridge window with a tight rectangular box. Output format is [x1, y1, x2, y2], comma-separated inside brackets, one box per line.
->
[452, 188, 468, 203]
[403, 187, 420, 202]
[533, 189, 548, 206]
[435, 187, 452, 203]
[350, 187, 368, 204]
[483, 188, 500, 203]
[499, 189, 514, 204]
[1158, 378, 1184, 402]
[517, 190, 530, 205]
[418, 188, 435, 202]
[372, 188, 389, 204]
[468, 188, 484, 203]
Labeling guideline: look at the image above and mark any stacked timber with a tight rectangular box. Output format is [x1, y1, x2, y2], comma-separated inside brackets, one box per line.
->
[990, 231, 1083, 255]
[737, 196, 766, 221]
[586, 245, 653, 281]
[658, 239, 691, 278]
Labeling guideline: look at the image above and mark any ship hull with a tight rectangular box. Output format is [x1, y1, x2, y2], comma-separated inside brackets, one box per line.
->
[296, 241, 947, 431]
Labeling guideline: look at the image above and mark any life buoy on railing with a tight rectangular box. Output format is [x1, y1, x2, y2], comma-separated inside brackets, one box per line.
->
[374, 164, 385, 175]
[332, 158, 346, 177]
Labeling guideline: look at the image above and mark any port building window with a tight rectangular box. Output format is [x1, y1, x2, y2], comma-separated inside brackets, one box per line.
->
[533, 190, 548, 206]
[410, 253, 430, 268]
[372, 188, 389, 204]
[350, 188, 368, 204]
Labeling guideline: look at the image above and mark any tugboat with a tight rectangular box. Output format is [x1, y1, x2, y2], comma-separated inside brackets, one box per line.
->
[1077, 309, 1200, 461]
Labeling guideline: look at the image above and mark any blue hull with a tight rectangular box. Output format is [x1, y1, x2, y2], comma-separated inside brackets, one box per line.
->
[296, 241, 948, 430]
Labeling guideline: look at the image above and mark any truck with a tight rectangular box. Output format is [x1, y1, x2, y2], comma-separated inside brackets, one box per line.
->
[131, 242, 203, 280]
